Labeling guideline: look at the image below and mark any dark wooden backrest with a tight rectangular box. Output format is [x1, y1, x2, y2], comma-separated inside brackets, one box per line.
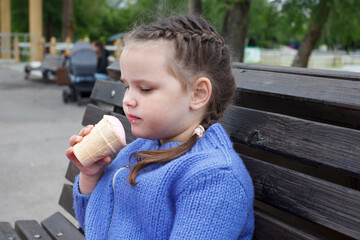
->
[225, 63, 360, 240]
[60, 61, 360, 239]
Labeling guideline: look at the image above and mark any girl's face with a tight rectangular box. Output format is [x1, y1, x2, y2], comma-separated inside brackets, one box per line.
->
[120, 40, 200, 144]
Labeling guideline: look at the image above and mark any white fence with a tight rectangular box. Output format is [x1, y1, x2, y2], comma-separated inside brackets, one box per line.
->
[0, 33, 38, 58]
[247, 47, 360, 69]
[0, 33, 123, 62]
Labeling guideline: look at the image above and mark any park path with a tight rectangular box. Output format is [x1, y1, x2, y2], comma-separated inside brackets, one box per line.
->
[0, 63, 84, 226]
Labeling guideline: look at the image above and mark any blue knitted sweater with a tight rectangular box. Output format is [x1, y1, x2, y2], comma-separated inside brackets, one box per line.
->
[73, 123, 254, 239]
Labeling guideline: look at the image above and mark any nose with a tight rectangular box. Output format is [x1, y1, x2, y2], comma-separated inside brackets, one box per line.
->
[123, 89, 137, 108]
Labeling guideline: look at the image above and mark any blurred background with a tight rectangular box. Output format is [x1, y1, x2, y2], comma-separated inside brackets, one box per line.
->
[1, 0, 360, 71]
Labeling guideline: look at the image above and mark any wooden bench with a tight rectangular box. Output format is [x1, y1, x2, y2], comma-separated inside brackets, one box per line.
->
[3, 61, 359, 239]
[24, 54, 65, 81]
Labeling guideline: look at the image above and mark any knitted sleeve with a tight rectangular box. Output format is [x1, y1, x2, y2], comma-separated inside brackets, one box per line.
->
[169, 169, 253, 240]
[72, 174, 91, 230]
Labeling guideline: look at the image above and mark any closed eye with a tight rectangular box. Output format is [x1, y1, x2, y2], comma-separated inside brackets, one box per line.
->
[141, 88, 152, 93]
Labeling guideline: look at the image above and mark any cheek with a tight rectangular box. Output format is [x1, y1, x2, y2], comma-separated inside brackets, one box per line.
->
[142, 105, 168, 123]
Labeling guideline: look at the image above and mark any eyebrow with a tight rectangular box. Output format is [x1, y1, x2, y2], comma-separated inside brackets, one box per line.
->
[120, 78, 154, 85]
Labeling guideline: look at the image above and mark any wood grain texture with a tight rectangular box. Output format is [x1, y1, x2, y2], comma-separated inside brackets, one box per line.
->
[220, 105, 360, 177]
[107, 60, 121, 81]
[41, 212, 84, 240]
[234, 90, 360, 130]
[65, 161, 79, 183]
[82, 103, 110, 126]
[0, 222, 21, 240]
[58, 184, 75, 218]
[233, 62, 360, 81]
[243, 155, 360, 239]
[253, 210, 320, 240]
[15, 220, 52, 240]
[232, 68, 360, 110]
[90, 79, 126, 107]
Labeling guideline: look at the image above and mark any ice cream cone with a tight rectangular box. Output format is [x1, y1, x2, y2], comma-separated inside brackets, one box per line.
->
[73, 115, 127, 167]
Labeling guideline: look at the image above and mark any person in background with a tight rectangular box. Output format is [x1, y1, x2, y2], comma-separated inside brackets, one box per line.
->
[92, 40, 110, 80]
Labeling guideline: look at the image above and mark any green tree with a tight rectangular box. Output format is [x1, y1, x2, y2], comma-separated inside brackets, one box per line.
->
[247, 0, 279, 48]
[322, 0, 360, 51]
[292, 0, 333, 67]
[11, 0, 62, 41]
[43, 0, 62, 41]
[11, 0, 29, 33]
[222, 0, 252, 62]
[188, 0, 202, 14]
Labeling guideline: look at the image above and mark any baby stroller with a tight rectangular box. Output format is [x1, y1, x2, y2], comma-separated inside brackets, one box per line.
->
[62, 41, 97, 105]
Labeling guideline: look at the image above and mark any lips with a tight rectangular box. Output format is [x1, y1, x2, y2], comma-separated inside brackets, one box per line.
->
[126, 113, 140, 123]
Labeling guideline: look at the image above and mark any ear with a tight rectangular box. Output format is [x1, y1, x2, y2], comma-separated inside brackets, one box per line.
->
[190, 77, 212, 111]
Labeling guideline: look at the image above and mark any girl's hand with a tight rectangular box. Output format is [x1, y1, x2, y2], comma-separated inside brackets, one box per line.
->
[65, 125, 112, 194]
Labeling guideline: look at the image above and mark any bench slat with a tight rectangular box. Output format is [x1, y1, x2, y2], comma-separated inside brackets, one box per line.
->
[82, 103, 111, 126]
[243, 155, 360, 239]
[253, 210, 320, 240]
[58, 184, 75, 219]
[233, 68, 360, 110]
[90, 79, 126, 107]
[0, 222, 21, 240]
[107, 60, 121, 81]
[41, 54, 64, 72]
[41, 212, 84, 240]
[220, 105, 360, 177]
[233, 62, 360, 81]
[65, 161, 80, 183]
[234, 89, 360, 130]
[15, 220, 52, 240]
[232, 65, 360, 129]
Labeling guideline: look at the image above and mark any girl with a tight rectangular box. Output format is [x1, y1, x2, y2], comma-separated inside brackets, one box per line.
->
[66, 15, 254, 239]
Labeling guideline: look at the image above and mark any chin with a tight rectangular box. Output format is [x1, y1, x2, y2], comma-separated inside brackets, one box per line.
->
[131, 128, 151, 140]
[131, 126, 163, 140]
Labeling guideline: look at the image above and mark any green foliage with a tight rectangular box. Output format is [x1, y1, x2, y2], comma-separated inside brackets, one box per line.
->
[43, 0, 62, 40]
[247, 0, 280, 48]
[202, 0, 227, 32]
[275, 0, 313, 44]
[11, 0, 29, 33]
[322, 0, 360, 50]
[7, 0, 360, 50]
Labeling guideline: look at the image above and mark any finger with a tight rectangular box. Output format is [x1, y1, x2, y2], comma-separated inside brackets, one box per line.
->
[65, 147, 84, 169]
[85, 124, 94, 129]
[96, 156, 112, 168]
[79, 125, 94, 136]
[69, 135, 83, 147]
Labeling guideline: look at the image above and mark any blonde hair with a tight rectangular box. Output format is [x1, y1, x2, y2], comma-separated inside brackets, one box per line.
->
[125, 15, 236, 185]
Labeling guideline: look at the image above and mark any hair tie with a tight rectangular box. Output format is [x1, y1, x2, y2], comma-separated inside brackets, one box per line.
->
[193, 125, 205, 138]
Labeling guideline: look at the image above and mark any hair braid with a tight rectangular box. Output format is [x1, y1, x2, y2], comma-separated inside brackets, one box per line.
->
[124, 15, 235, 185]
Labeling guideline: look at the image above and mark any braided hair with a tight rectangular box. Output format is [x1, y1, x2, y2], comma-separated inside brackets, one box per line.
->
[124, 15, 236, 185]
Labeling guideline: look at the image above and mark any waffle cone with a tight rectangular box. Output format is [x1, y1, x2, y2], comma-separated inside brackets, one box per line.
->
[73, 115, 126, 167]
